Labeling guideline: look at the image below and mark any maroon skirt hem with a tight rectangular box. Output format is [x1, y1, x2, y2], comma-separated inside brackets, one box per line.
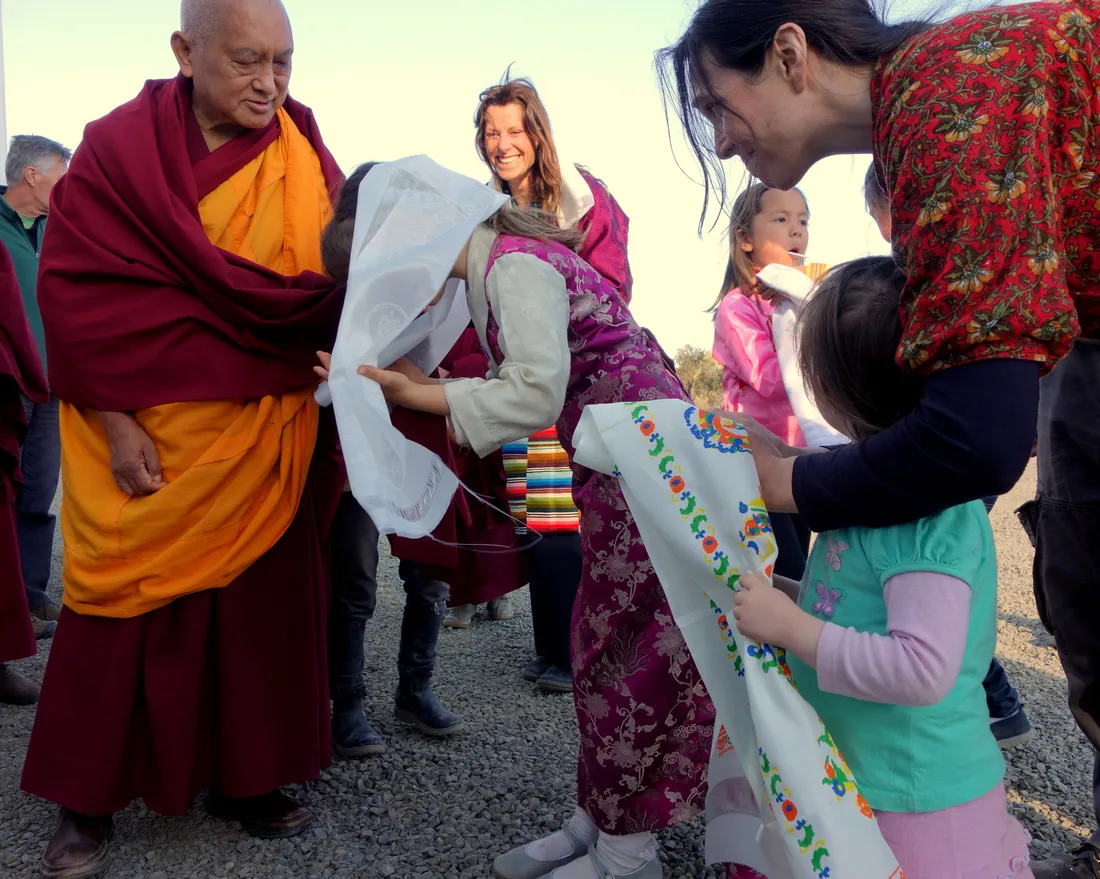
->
[0, 490, 35, 663]
[21, 426, 345, 817]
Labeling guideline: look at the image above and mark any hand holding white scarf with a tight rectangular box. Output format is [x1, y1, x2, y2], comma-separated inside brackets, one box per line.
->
[757, 264, 850, 448]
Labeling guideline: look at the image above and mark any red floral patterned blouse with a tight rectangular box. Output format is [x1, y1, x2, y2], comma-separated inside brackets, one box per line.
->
[872, 1, 1099, 374]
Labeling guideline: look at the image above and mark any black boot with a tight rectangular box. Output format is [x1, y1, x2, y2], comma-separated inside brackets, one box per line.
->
[395, 676, 466, 736]
[328, 614, 385, 758]
[332, 695, 385, 758]
[393, 562, 465, 737]
[328, 494, 384, 757]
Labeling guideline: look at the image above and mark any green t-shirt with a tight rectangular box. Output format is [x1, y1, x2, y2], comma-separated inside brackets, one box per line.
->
[786, 500, 1004, 813]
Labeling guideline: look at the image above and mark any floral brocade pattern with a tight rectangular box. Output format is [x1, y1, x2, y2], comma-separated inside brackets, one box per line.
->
[483, 235, 715, 833]
[873, 2, 1099, 374]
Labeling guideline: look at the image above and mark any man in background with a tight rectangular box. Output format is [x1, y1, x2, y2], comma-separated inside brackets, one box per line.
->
[0, 135, 70, 639]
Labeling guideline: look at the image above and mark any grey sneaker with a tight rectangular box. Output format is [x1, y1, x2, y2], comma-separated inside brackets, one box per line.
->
[443, 604, 476, 629]
[523, 657, 552, 683]
[493, 823, 589, 879]
[487, 596, 515, 621]
[584, 843, 662, 878]
[32, 602, 62, 623]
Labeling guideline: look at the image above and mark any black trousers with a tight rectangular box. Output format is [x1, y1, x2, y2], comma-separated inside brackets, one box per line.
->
[1018, 342, 1100, 842]
[770, 511, 811, 581]
[328, 494, 450, 701]
[528, 533, 582, 671]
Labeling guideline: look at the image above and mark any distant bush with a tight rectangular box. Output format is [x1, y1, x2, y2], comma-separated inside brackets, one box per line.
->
[674, 345, 724, 411]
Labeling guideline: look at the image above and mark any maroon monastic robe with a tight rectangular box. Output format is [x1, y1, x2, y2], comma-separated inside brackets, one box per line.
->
[0, 247, 47, 663]
[21, 77, 346, 817]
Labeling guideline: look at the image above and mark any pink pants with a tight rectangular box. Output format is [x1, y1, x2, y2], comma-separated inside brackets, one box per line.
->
[725, 784, 1032, 879]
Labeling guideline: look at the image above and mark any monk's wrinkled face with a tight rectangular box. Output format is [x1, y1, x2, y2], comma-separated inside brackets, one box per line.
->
[175, 1, 294, 132]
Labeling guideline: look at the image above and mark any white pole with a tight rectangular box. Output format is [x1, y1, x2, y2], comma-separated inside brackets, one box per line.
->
[0, 0, 7, 183]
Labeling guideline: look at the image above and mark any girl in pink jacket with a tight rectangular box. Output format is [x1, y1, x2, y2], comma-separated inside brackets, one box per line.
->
[711, 183, 813, 580]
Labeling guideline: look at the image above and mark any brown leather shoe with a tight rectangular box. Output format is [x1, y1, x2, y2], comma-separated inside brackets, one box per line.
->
[0, 663, 40, 705]
[206, 789, 315, 839]
[39, 808, 113, 879]
[32, 602, 62, 623]
[32, 617, 57, 641]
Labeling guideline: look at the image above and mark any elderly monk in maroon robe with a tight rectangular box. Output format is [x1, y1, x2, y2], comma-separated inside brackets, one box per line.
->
[20, 1, 346, 875]
[0, 247, 48, 705]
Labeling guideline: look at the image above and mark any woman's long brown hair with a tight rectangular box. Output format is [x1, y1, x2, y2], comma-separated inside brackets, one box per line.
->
[474, 73, 564, 219]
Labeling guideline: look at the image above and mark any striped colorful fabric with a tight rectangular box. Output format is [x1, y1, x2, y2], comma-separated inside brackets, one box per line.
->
[502, 438, 529, 534]
[526, 427, 580, 534]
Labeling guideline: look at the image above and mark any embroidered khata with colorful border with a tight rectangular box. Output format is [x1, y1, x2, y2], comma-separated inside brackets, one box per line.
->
[573, 399, 904, 879]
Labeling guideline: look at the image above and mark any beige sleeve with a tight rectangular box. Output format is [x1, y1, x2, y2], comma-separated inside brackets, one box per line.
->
[444, 252, 570, 457]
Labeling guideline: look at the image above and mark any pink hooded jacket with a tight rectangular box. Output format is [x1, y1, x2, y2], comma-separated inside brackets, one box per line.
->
[712, 288, 806, 447]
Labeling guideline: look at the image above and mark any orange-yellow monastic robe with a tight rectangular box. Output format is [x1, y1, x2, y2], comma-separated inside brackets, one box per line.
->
[60, 108, 333, 618]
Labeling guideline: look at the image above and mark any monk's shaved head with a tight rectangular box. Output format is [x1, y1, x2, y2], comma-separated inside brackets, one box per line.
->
[180, 0, 221, 47]
[179, 0, 289, 48]
[173, 0, 294, 138]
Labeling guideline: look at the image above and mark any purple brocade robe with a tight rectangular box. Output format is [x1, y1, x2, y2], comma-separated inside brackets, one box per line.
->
[484, 233, 716, 834]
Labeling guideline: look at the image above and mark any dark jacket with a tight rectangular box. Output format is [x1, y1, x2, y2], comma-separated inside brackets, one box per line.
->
[0, 187, 47, 371]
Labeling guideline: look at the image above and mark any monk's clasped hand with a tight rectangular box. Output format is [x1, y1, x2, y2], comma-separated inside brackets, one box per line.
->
[100, 412, 166, 497]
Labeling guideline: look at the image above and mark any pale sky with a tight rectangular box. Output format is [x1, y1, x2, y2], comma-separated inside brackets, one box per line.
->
[2, 0, 911, 353]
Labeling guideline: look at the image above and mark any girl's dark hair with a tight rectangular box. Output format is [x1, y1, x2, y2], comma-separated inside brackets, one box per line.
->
[322, 162, 381, 284]
[655, 0, 934, 231]
[796, 256, 923, 440]
[320, 161, 585, 284]
[863, 162, 889, 215]
[711, 183, 806, 312]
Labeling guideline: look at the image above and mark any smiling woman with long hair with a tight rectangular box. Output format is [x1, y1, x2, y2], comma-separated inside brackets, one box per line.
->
[455, 75, 634, 700]
[474, 75, 633, 294]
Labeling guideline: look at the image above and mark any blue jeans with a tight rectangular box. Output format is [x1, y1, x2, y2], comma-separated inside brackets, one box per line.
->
[980, 496, 1023, 720]
[16, 396, 60, 612]
[983, 657, 1021, 719]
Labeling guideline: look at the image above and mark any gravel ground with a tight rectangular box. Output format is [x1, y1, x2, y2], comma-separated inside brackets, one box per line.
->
[0, 461, 1094, 877]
